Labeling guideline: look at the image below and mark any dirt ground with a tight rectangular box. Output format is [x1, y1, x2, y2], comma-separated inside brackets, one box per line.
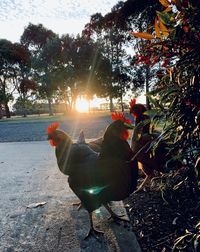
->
[124, 176, 200, 252]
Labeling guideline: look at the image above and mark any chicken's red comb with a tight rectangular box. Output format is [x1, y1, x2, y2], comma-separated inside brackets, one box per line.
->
[47, 122, 60, 135]
[111, 112, 131, 124]
[129, 98, 136, 108]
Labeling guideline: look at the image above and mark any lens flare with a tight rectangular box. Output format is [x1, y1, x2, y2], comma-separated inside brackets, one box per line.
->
[75, 98, 89, 112]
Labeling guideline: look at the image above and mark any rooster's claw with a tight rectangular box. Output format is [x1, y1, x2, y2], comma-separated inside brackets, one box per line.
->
[84, 227, 104, 241]
[109, 215, 130, 224]
[72, 201, 82, 210]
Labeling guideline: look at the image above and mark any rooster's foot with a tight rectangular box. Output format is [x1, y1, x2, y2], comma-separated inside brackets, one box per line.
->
[104, 203, 129, 223]
[107, 213, 125, 220]
[84, 227, 104, 240]
[72, 201, 82, 210]
[108, 214, 130, 224]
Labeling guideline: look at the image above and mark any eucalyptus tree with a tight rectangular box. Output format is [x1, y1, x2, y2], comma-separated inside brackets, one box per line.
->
[21, 23, 59, 115]
[0, 39, 31, 118]
[83, 2, 134, 111]
[11, 42, 37, 117]
[0, 39, 14, 118]
[56, 34, 112, 111]
[85, 0, 161, 108]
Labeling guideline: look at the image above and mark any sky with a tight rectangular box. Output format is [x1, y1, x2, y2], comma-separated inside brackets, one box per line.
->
[0, 0, 123, 43]
[0, 0, 146, 104]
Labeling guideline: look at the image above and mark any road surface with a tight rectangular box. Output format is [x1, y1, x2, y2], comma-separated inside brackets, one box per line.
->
[0, 141, 141, 252]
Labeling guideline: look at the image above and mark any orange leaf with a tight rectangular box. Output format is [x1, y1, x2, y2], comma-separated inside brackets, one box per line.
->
[159, 20, 170, 37]
[163, 46, 169, 51]
[155, 18, 161, 38]
[163, 6, 172, 13]
[130, 32, 154, 40]
[159, 0, 170, 7]
[171, 0, 177, 4]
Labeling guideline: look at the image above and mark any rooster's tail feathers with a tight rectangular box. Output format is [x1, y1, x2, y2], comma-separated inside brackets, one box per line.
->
[77, 130, 86, 144]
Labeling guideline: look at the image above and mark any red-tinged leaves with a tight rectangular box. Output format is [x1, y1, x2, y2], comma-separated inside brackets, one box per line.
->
[162, 59, 170, 67]
[183, 26, 189, 33]
[130, 32, 154, 40]
[150, 56, 160, 66]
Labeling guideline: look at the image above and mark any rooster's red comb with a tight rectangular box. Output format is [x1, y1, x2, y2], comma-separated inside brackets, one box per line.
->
[47, 122, 60, 135]
[129, 98, 136, 109]
[111, 112, 131, 124]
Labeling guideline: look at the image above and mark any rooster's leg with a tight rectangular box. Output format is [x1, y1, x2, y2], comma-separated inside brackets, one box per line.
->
[104, 204, 129, 223]
[84, 213, 104, 240]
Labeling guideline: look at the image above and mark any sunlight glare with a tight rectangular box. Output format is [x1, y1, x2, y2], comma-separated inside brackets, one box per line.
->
[75, 98, 89, 112]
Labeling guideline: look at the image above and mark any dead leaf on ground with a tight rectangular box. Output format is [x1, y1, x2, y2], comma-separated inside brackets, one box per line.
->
[27, 202, 47, 208]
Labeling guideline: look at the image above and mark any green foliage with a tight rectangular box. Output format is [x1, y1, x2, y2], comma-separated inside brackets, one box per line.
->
[133, 1, 200, 177]
[20, 23, 56, 50]
[131, 1, 200, 249]
[0, 39, 32, 118]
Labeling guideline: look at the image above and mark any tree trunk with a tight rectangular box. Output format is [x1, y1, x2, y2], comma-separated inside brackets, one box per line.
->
[109, 95, 114, 112]
[47, 97, 53, 116]
[22, 94, 27, 117]
[120, 94, 124, 112]
[0, 104, 3, 119]
[5, 102, 11, 118]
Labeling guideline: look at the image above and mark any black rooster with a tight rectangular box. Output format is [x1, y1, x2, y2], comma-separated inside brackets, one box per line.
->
[130, 98, 168, 192]
[47, 116, 138, 239]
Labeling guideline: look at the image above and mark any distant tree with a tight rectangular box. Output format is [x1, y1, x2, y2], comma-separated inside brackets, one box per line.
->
[56, 34, 112, 111]
[0, 39, 31, 118]
[11, 42, 37, 117]
[21, 23, 56, 51]
[83, 3, 132, 111]
[21, 23, 59, 115]
[0, 39, 15, 118]
[84, 0, 160, 108]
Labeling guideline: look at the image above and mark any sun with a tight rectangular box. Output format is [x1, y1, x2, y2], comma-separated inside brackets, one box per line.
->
[75, 98, 89, 113]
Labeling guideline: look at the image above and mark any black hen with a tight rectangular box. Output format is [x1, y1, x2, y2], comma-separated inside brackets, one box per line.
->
[130, 99, 169, 192]
[47, 120, 138, 238]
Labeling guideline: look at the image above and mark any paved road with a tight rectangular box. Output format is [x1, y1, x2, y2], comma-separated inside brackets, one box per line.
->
[0, 142, 141, 252]
[0, 114, 112, 142]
